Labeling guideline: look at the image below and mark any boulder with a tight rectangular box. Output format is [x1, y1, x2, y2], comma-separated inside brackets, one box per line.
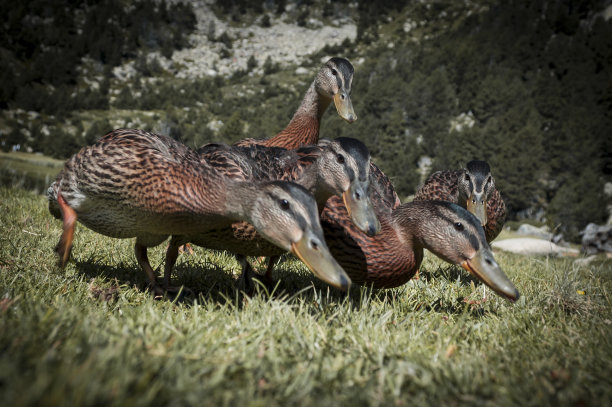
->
[492, 238, 579, 256]
[516, 224, 553, 240]
[580, 223, 612, 254]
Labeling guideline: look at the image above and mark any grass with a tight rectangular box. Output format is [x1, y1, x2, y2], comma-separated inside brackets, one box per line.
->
[1, 186, 611, 406]
[0, 152, 64, 195]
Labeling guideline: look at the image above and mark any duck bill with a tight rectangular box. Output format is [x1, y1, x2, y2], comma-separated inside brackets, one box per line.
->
[466, 194, 487, 226]
[333, 91, 357, 123]
[460, 249, 520, 302]
[291, 231, 351, 291]
[342, 185, 381, 236]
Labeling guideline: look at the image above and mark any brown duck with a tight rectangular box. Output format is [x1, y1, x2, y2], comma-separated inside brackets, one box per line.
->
[413, 160, 506, 242]
[165, 137, 380, 288]
[321, 196, 519, 301]
[235, 57, 356, 150]
[48, 129, 351, 295]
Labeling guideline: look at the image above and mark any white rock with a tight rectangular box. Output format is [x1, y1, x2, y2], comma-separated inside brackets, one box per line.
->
[167, 3, 356, 80]
[574, 255, 599, 267]
[492, 238, 579, 256]
[516, 224, 553, 240]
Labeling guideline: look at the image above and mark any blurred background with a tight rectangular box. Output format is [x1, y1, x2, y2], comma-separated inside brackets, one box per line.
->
[0, 0, 610, 244]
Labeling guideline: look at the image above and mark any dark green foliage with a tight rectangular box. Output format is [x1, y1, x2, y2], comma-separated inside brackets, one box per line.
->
[41, 128, 82, 159]
[219, 112, 245, 143]
[263, 56, 280, 75]
[1, 128, 23, 152]
[84, 119, 113, 145]
[548, 168, 607, 241]
[297, 9, 309, 27]
[261, 14, 271, 27]
[207, 20, 216, 41]
[216, 31, 233, 49]
[247, 55, 258, 71]
[0, 0, 196, 110]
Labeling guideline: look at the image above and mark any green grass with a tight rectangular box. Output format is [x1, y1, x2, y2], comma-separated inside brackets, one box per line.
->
[1, 186, 611, 406]
[0, 152, 64, 195]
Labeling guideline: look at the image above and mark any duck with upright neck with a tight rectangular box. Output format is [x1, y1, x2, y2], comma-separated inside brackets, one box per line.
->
[413, 160, 506, 242]
[235, 57, 356, 150]
[48, 129, 351, 295]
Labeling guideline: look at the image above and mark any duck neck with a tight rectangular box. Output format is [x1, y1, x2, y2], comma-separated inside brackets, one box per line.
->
[264, 82, 332, 149]
[297, 164, 336, 212]
[221, 181, 258, 221]
[391, 203, 428, 252]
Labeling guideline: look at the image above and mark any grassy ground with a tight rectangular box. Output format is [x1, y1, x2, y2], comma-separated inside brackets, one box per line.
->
[0, 152, 65, 195]
[1, 186, 611, 406]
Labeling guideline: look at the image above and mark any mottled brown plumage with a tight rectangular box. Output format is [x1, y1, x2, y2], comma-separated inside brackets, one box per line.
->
[321, 198, 519, 301]
[413, 160, 506, 242]
[48, 129, 351, 295]
[235, 57, 356, 150]
[166, 137, 380, 286]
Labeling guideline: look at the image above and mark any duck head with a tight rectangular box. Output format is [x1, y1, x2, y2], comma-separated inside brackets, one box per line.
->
[248, 181, 351, 291]
[404, 201, 519, 301]
[315, 137, 380, 236]
[315, 57, 357, 123]
[458, 160, 496, 227]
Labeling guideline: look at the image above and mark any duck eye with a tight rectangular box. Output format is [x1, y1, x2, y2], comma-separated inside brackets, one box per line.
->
[487, 176, 492, 184]
[454, 222, 464, 231]
[464, 174, 470, 182]
[279, 199, 290, 210]
[336, 154, 345, 164]
[331, 68, 338, 76]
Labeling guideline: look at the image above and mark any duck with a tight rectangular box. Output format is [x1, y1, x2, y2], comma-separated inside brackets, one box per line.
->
[47, 128, 351, 295]
[165, 137, 380, 288]
[235, 57, 356, 150]
[231, 55, 401, 254]
[321, 196, 520, 301]
[413, 160, 506, 242]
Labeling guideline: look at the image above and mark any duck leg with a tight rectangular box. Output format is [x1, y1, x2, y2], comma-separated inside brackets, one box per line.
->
[262, 255, 279, 286]
[237, 255, 278, 295]
[236, 254, 257, 295]
[134, 243, 164, 296]
[161, 237, 193, 300]
[164, 239, 180, 289]
[55, 192, 77, 268]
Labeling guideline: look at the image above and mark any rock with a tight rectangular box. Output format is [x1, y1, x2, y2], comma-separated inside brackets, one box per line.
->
[574, 255, 599, 267]
[516, 224, 553, 240]
[492, 238, 579, 257]
[580, 223, 612, 254]
[164, 2, 357, 80]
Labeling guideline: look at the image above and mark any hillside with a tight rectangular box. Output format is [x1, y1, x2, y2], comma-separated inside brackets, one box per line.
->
[1, 0, 611, 241]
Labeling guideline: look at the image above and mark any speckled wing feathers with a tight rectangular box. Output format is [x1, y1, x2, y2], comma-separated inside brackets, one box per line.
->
[183, 143, 324, 256]
[414, 168, 506, 242]
[413, 170, 462, 203]
[48, 129, 230, 239]
[321, 196, 418, 288]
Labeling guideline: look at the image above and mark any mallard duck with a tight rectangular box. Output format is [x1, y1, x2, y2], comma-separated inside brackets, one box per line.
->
[235, 57, 356, 149]
[321, 197, 520, 301]
[48, 129, 350, 295]
[164, 137, 380, 288]
[413, 160, 506, 242]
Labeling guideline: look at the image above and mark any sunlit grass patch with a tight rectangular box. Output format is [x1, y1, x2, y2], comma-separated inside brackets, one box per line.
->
[1, 187, 611, 406]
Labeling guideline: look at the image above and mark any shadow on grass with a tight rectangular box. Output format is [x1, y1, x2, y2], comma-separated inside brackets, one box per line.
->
[73, 254, 492, 317]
